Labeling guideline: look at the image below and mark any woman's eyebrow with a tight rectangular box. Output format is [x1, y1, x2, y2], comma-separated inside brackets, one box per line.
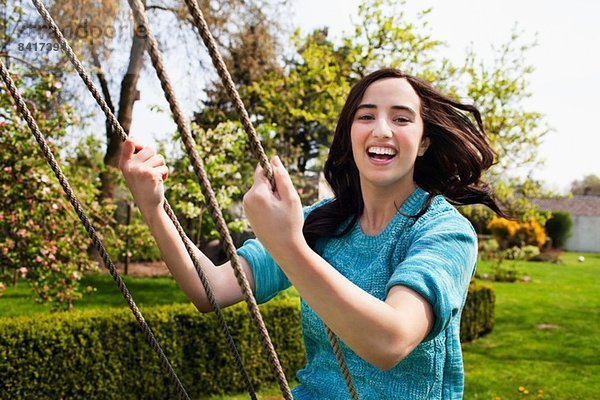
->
[357, 103, 417, 117]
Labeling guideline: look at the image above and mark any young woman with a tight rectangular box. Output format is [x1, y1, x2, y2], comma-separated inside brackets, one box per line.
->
[120, 68, 505, 399]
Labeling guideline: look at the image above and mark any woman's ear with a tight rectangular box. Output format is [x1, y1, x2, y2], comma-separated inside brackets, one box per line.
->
[418, 137, 430, 156]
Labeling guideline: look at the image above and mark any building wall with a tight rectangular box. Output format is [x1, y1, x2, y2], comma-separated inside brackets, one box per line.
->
[566, 216, 600, 252]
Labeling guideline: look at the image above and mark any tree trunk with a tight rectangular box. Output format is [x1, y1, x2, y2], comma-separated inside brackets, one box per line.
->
[100, 30, 147, 200]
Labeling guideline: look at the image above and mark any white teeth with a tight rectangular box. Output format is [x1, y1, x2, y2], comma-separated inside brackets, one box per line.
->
[368, 146, 397, 156]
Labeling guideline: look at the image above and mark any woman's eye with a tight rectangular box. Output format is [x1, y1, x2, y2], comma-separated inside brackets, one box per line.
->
[357, 114, 374, 120]
[394, 116, 411, 123]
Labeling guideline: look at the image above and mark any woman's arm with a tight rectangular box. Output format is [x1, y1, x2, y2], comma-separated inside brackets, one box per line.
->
[119, 139, 255, 312]
[243, 156, 435, 370]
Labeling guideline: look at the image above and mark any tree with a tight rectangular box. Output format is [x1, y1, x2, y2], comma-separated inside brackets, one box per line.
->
[571, 174, 600, 196]
[2, 0, 287, 201]
[0, 69, 113, 310]
[196, 0, 549, 216]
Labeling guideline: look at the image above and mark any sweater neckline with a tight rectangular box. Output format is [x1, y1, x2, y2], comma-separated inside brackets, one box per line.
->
[350, 187, 429, 245]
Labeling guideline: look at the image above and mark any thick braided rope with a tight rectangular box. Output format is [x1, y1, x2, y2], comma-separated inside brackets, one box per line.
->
[182, 1, 359, 398]
[0, 58, 190, 400]
[29, 1, 257, 397]
[326, 327, 360, 400]
[125, 0, 292, 398]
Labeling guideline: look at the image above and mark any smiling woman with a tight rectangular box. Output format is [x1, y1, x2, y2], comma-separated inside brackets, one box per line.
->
[121, 68, 508, 399]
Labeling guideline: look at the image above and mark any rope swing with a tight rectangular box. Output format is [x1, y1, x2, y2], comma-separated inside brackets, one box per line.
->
[2, 0, 361, 398]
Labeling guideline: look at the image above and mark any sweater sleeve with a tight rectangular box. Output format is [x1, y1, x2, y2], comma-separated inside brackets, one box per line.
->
[385, 210, 477, 341]
[236, 198, 334, 304]
[236, 237, 290, 304]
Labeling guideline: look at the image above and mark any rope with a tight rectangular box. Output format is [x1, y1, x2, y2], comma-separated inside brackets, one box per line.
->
[28, 1, 257, 398]
[125, 0, 293, 398]
[182, 1, 359, 398]
[326, 327, 360, 400]
[182, 0, 275, 188]
[0, 58, 190, 400]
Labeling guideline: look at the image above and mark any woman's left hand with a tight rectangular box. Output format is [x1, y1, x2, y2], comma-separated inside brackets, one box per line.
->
[242, 156, 306, 260]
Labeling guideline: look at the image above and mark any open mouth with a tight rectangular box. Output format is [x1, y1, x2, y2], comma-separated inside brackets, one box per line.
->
[367, 146, 397, 161]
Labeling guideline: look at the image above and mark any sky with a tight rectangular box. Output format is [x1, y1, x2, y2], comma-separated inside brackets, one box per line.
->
[130, 0, 600, 194]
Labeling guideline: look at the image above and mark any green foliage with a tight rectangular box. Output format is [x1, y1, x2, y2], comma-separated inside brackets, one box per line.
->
[195, 0, 551, 225]
[0, 70, 114, 310]
[503, 245, 540, 261]
[570, 174, 600, 196]
[461, 280, 495, 342]
[478, 237, 500, 261]
[489, 258, 523, 283]
[106, 211, 162, 262]
[0, 299, 304, 399]
[545, 211, 573, 249]
[460, 29, 548, 178]
[1, 283, 492, 397]
[164, 121, 256, 247]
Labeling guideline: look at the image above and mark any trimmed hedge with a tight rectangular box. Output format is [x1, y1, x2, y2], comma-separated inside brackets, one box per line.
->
[0, 299, 304, 399]
[1, 284, 495, 398]
[460, 280, 496, 342]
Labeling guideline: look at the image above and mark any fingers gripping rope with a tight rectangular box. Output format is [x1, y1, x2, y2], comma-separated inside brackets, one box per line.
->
[0, 58, 190, 400]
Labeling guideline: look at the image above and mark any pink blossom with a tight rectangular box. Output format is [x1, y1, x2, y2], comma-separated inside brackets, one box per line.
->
[16, 228, 29, 238]
[2, 248, 8, 255]
[35, 256, 42, 263]
[53, 82, 62, 89]
[19, 267, 27, 278]
[71, 271, 80, 280]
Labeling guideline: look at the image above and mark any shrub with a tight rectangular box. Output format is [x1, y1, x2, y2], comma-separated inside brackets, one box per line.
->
[0, 299, 304, 399]
[515, 219, 546, 248]
[478, 237, 500, 261]
[0, 71, 111, 310]
[461, 280, 495, 342]
[490, 259, 522, 282]
[503, 245, 540, 261]
[487, 217, 519, 248]
[1, 284, 493, 398]
[545, 211, 573, 249]
[487, 217, 546, 249]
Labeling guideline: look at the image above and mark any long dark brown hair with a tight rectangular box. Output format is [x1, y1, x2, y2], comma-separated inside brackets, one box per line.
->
[303, 68, 506, 245]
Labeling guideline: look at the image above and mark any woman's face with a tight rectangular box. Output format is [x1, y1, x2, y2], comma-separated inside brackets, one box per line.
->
[350, 77, 429, 193]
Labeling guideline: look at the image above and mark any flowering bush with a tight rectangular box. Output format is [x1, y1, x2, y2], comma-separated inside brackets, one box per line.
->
[487, 217, 547, 249]
[1, 71, 113, 310]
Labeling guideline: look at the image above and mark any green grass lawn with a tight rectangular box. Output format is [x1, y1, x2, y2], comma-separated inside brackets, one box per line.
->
[1, 252, 599, 399]
[0, 273, 192, 317]
[463, 252, 600, 400]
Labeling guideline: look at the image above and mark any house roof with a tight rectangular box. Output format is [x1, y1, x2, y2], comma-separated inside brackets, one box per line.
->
[533, 195, 600, 217]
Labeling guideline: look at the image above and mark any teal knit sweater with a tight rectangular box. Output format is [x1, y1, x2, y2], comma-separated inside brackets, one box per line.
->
[237, 187, 477, 399]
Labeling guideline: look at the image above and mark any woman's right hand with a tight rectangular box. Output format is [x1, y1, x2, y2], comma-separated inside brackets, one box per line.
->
[119, 139, 169, 214]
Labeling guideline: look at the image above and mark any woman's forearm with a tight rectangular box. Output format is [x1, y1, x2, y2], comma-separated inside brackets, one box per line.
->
[140, 205, 228, 312]
[273, 241, 430, 370]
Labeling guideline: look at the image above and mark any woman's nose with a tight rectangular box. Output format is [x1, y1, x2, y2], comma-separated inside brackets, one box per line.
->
[372, 118, 393, 138]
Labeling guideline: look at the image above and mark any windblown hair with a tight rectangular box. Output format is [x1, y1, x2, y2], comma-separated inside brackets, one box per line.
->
[303, 68, 506, 246]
